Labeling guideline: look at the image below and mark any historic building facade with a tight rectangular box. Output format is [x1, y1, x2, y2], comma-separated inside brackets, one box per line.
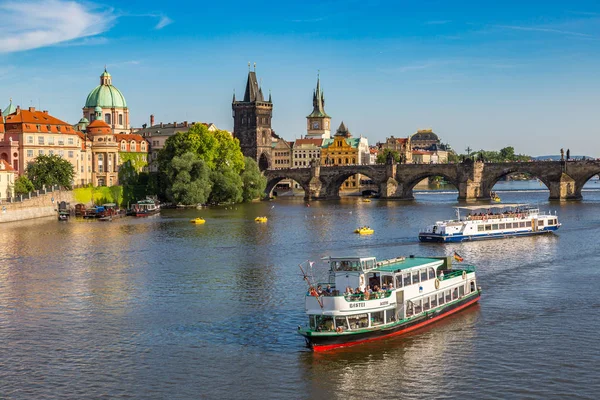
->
[321, 122, 361, 189]
[0, 106, 88, 183]
[0, 159, 16, 200]
[232, 68, 273, 170]
[410, 129, 449, 163]
[293, 138, 323, 168]
[378, 135, 413, 163]
[83, 68, 130, 133]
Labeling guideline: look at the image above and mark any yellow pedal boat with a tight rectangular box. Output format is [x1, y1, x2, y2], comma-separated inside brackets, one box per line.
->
[190, 218, 206, 224]
[362, 199, 372, 203]
[255, 216, 268, 223]
[354, 226, 374, 235]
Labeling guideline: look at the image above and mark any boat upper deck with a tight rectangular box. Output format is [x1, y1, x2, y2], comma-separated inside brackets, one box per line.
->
[328, 256, 443, 273]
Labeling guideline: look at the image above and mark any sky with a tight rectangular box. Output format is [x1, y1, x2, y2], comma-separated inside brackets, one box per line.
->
[1, 0, 600, 157]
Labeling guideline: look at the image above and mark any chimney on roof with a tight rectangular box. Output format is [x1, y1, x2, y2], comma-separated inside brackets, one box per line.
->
[150, 114, 154, 126]
[43, 110, 48, 114]
[184, 121, 188, 127]
[16, 105, 21, 114]
[173, 121, 177, 127]
[160, 122, 163, 128]
[29, 107, 36, 112]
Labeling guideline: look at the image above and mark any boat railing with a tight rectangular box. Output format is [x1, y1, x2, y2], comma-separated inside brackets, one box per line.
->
[439, 264, 476, 280]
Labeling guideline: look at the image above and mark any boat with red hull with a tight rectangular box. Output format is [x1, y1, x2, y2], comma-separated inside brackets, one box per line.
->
[298, 255, 481, 351]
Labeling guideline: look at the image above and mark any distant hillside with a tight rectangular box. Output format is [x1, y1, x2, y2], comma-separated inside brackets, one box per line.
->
[533, 155, 594, 161]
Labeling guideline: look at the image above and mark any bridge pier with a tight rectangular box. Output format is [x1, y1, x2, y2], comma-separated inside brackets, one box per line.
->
[548, 173, 580, 200]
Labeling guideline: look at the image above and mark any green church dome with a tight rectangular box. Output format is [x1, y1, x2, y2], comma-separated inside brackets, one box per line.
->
[85, 84, 127, 108]
[85, 68, 127, 109]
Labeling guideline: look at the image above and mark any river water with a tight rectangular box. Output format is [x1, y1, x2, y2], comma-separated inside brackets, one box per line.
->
[1, 181, 599, 399]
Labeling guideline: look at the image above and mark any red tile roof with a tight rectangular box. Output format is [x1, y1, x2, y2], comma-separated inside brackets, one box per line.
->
[0, 159, 15, 172]
[3, 108, 78, 135]
[295, 138, 323, 146]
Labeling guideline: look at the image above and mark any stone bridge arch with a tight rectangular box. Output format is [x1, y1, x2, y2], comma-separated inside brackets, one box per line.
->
[481, 166, 553, 196]
[263, 169, 312, 199]
[319, 166, 387, 199]
[396, 166, 461, 200]
[479, 163, 566, 200]
[566, 161, 600, 199]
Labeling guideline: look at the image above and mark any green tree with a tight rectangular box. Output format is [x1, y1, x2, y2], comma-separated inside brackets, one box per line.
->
[213, 129, 245, 174]
[166, 152, 212, 205]
[209, 166, 243, 204]
[240, 157, 267, 201]
[375, 148, 401, 164]
[14, 175, 35, 195]
[499, 146, 515, 161]
[26, 154, 75, 189]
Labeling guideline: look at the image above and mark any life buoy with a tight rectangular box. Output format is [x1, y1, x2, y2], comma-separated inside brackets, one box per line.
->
[336, 327, 343, 333]
[434, 278, 440, 289]
[462, 271, 467, 280]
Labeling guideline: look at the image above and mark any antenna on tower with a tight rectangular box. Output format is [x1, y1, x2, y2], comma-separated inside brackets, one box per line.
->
[254, 62, 256, 71]
[248, 62, 251, 71]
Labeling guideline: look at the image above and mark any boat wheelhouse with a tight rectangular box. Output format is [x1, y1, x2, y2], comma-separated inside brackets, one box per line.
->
[298, 255, 481, 351]
[419, 204, 560, 243]
[132, 199, 160, 217]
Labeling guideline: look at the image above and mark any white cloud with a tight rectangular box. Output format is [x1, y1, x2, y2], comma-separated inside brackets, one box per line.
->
[495, 24, 593, 38]
[0, 0, 115, 53]
[155, 15, 173, 30]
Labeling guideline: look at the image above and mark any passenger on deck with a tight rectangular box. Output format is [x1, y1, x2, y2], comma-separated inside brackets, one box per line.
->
[345, 286, 353, 295]
[355, 287, 363, 294]
[439, 271, 445, 280]
[325, 284, 332, 295]
[365, 285, 373, 294]
[317, 285, 323, 296]
[388, 282, 394, 290]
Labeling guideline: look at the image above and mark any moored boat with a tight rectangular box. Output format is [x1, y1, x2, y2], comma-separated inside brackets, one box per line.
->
[132, 199, 160, 217]
[255, 216, 268, 223]
[419, 204, 560, 243]
[191, 217, 206, 224]
[297, 255, 481, 351]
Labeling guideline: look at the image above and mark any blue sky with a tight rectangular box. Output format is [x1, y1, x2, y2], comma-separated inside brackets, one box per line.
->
[1, 0, 600, 156]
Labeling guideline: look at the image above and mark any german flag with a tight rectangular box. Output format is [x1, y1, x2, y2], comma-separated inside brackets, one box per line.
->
[454, 251, 464, 262]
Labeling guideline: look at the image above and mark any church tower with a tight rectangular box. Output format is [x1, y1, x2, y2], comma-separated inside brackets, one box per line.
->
[232, 65, 273, 170]
[306, 74, 331, 139]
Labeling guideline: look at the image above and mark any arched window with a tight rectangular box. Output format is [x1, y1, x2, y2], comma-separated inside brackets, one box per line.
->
[141, 141, 146, 151]
[130, 141, 137, 152]
[121, 140, 127, 151]
[105, 113, 111, 124]
[118, 114, 123, 126]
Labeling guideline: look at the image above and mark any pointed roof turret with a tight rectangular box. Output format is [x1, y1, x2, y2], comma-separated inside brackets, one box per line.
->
[307, 73, 330, 118]
[335, 121, 351, 138]
[243, 71, 264, 102]
[232, 90, 236, 103]
[2, 98, 16, 117]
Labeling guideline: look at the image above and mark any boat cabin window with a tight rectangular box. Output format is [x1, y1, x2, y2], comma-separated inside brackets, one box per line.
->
[395, 274, 403, 288]
[385, 308, 396, 323]
[414, 299, 422, 314]
[420, 269, 427, 282]
[371, 311, 385, 326]
[367, 273, 380, 288]
[452, 287, 459, 300]
[431, 295, 438, 307]
[406, 302, 414, 317]
[438, 292, 445, 305]
[332, 260, 363, 272]
[485, 225, 492, 231]
[423, 297, 430, 311]
[470, 282, 476, 292]
[403, 272, 411, 287]
[445, 290, 452, 303]
[335, 316, 349, 330]
[428, 268, 436, 280]
[492, 224, 499, 230]
[412, 270, 420, 284]
[538, 220, 545, 227]
[478, 225, 485, 232]
[381, 275, 394, 288]
[519, 222, 526, 228]
[315, 315, 334, 332]
[459, 285, 465, 297]
[348, 314, 369, 329]
[362, 259, 375, 270]
[499, 223, 506, 229]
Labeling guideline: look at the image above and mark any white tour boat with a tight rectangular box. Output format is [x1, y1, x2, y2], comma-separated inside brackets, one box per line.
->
[419, 204, 561, 243]
[297, 255, 481, 351]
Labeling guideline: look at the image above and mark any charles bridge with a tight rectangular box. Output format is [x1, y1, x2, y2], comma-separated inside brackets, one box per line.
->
[263, 159, 600, 201]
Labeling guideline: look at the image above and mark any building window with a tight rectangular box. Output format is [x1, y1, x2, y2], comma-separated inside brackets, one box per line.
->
[131, 141, 136, 151]
[68, 138, 74, 145]
[105, 114, 111, 124]
[39, 150, 44, 155]
[27, 150, 33, 157]
[38, 136, 44, 145]
[27, 136, 33, 144]
[49, 150, 54, 155]
[58, 138, 64, 145]
[81, 166, 84, 172]
[121, 141, 126, 151]
[141, 142, 146, 151]
[48, 136, 55, 145]
[119, 114, 123, 126]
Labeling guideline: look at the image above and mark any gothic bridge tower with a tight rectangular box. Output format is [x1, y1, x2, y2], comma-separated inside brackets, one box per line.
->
[306, 74, 331, 139]
[232, 65, 273, 170]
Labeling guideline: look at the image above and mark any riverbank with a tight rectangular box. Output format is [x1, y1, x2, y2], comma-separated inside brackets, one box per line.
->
[0, 189, 74, 223]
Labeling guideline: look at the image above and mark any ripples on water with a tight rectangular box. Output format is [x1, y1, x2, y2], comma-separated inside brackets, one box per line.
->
[1, 184, 599, 399]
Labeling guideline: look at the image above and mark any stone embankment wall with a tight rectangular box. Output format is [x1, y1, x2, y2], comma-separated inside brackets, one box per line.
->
[0, 190, 75, 223]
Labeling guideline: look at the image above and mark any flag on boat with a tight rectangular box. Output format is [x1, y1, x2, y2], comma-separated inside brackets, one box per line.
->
[309, 261, 314, 268]
[454, 251, 464, 262]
